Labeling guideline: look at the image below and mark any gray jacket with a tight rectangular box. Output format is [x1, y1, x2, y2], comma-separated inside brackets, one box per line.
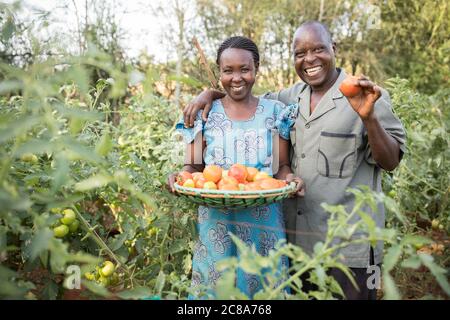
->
[263, 69, 406, 268]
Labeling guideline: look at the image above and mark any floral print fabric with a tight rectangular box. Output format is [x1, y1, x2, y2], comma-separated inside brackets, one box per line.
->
[176, 98, 295, 298]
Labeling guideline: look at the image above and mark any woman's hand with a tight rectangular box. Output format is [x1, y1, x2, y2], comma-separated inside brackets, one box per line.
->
[285, 173, 305, 197]
[167, 172, 179, 194]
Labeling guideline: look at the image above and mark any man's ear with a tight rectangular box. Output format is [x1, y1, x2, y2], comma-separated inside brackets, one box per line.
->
[332, 41, 337, 55]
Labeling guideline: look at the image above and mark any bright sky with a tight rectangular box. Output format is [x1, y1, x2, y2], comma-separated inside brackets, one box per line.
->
[19, 0, 184, 62]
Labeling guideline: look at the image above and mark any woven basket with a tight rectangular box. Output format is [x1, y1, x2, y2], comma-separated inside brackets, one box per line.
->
[174, 182, 296, 210]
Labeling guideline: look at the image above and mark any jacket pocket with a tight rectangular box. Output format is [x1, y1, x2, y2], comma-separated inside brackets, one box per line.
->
[317, 131, 356, 178]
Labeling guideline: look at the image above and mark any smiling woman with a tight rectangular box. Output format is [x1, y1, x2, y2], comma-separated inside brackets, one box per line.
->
[167, 36, 304, 299]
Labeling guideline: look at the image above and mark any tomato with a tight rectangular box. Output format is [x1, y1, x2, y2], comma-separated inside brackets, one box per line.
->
[100, 261, 115, 277]
[98, 276, 110, 286]
[69, 219, 80, 233]
[84, 272, 96, 281]
[148, 227, 159, 237]
[110, 273, 119, 285]
[61, 209, 76, 225]
[431, 219, 439, 229]
[388, 190, 396, 198]
[176, 171, 193, 185]
[339, 76, 362, 97]
[21, 153, 38, 164]
[53, 224, 69, 238]
[182, 179, 195, 188]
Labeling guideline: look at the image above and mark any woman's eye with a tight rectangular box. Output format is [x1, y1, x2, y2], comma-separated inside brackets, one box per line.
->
[223, 70, 232, 74]
[241, 68, 249, 72]
[314, 47, 324, 53]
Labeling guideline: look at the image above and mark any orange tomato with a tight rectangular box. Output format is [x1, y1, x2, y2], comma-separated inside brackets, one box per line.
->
[246, 167, 259, 182]
[339, 75, 362, 97]
[203, 181, 218, 190]
[177, 171, 193, 185]
[228, 164, 248, 183]
[254, 171, 270, 181]
[217, 176, 239, 189]
[182, 179, 195, 188]
[259, 178, 281, 190]
[203, 165, 222, 183]
[219, 183, 239, 191]
[195, 177, 207, 188]
[244, 182, 262, 191]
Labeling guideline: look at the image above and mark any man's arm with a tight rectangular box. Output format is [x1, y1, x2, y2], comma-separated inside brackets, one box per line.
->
[183, 90, 224, 127]
[345, 77, 404, 171]
[183, 83, 304, 128]
[363, 115, 401, 171]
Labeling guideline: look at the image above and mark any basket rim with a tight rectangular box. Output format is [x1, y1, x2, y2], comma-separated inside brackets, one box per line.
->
[174, 181, 296, 198]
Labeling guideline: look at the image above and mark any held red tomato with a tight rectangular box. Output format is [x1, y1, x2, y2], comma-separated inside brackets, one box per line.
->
[339, 76, 362, 97]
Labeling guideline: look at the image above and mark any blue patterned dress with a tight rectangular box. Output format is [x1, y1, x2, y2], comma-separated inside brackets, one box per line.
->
[176, 98, 295, 299]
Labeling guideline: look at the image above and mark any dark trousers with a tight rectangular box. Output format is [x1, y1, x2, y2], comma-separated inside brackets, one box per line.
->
[295, 248, 379, 300]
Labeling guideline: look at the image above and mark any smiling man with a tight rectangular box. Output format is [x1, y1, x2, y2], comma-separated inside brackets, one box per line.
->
[183, 21, 406, 300]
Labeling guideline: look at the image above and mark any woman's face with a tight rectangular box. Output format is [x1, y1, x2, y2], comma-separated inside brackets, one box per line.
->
[218, 48, 257, 101]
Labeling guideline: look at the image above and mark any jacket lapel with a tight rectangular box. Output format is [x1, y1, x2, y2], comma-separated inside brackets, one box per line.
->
[303, 69, 348, 123]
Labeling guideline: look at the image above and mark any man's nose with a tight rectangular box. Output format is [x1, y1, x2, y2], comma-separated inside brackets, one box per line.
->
[304, 51, 316, 63]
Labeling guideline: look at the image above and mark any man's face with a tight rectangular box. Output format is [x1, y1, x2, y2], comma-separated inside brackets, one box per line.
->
[292, 26, 336, 88]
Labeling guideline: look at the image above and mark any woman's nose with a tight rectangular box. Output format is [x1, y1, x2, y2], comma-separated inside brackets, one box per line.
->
[232, 72, 243, 81]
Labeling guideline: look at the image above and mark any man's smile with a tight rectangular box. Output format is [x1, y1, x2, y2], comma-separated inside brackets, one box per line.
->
[304, 65, 323, 77]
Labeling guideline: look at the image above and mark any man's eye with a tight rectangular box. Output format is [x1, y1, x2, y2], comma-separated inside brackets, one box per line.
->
[295, 52, 305, 58]
[241, 68, 249, 72]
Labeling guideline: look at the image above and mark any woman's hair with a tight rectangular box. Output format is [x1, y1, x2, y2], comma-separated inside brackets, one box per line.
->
[216, 36, 260, 68]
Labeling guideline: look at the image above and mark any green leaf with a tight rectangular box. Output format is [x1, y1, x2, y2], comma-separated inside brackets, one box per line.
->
[0, 80, 22, 95]
[400, 256, 421, 269]
[81, 279, 111, 298]
[116, 286, 153, 300]
[74, 174, 112, 191]
[0, 115, 41, 143]
[30, 229, 53, 260]
[60, 137, 104, 163]
[167, 239, 187, 255]
[383, 245, 402, 272]
[1, 16, 16, 41]
[42, 279, 59, 300]
[383, 272, 400, 300]
[14, 139, 54, 156]
[154, 271, 166, 295]
[418, 253, 450, 295]
[0, 226, 7, 252]
[315, 266, 326, 288]
[51, 155, 70, 191]
[95, 132, 113, 156]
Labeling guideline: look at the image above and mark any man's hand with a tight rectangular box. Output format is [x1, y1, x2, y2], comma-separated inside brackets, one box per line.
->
[183, 90, 223, 127]
[345, 76, 382, 121]
[285, 173, 305, 197]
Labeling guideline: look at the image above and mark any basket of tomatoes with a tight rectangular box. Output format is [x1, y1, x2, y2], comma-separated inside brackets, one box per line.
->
[174, 164, 296, 210]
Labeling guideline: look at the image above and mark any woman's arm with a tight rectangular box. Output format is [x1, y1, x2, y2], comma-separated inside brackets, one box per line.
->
[167, 136, 206, 193]
[274, 137, 304, 197]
